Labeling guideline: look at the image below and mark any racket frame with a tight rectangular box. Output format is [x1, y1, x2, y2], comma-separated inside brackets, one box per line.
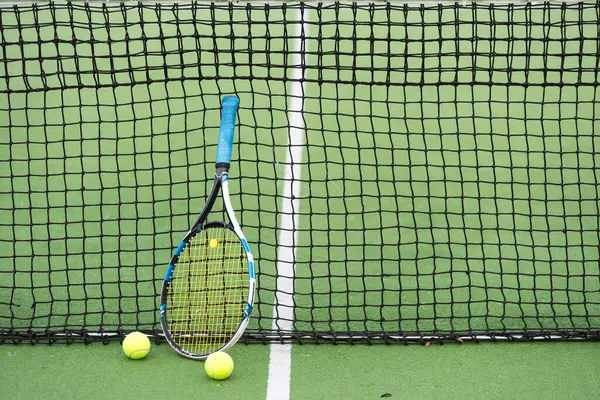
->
[160, 173, 256, 359]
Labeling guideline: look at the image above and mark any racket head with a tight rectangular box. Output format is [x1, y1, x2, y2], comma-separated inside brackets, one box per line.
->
[160, 221, 255, 359]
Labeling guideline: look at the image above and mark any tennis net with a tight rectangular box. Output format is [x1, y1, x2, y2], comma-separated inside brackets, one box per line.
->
[1, 1, 599, 344]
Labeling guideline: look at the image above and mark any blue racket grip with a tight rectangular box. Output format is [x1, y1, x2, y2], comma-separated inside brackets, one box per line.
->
[215, 96, 240, 166]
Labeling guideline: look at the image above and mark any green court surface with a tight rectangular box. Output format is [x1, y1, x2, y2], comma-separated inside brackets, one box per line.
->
[2, 342, 600, 399]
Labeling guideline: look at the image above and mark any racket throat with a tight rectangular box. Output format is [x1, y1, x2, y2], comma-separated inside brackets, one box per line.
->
[216, 164, 230, 177]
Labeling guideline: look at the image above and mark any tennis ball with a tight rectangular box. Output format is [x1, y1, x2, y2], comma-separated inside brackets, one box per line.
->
[122, 331, 151, 360]
[205, 352, 234, 380]
[209, 239, 218, 248]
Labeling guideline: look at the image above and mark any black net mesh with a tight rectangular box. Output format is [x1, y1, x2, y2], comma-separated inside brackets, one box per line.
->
[1, 1, 599, 344]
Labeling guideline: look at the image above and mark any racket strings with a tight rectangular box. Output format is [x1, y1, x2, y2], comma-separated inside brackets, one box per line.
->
[168, 225, 247, 355]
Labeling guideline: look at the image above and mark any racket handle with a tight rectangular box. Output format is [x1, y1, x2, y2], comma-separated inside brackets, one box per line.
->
[215, 96, 240, 168]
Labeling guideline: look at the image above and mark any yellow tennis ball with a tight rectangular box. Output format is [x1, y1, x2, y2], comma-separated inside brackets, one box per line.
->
[205, 352, 234, 380]
[122, 332, 151, 360]
[209, 239, 218, 248]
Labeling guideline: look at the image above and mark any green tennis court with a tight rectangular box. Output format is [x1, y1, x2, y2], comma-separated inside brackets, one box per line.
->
[1, 1, 599, 399]
[2, 342, 600, 399]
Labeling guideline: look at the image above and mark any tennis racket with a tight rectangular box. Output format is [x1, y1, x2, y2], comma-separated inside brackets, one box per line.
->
[160, 96, 256, 360]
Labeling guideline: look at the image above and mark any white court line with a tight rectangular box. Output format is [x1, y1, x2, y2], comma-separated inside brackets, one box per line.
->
[265, 8, 309, 400]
